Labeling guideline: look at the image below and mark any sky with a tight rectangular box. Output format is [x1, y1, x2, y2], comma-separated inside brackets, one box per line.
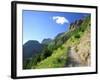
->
[23, 10, 90, 44]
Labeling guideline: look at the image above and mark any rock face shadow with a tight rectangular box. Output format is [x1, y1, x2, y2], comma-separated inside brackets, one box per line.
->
[66, 47, 88, 67]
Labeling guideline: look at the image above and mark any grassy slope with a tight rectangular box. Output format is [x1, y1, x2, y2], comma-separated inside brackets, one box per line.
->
[32, 16, 91, 69]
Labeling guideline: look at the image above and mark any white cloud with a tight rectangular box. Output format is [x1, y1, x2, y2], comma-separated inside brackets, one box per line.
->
[53, 16, 69, 25]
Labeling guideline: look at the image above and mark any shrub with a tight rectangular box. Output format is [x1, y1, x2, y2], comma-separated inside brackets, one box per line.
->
[36, 54, 41, 62]
[60, 46, 64, 50]
[74, 34, 80, 38]
[23, 59, 32, 69]
[40, 48, 52, 60]
[57, 58, 62, 63]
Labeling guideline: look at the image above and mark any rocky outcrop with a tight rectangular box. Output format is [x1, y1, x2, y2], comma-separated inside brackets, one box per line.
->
[66, 26, 91, 67]
[69, 19, 83, 31]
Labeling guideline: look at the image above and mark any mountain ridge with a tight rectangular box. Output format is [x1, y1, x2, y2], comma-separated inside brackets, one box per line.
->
[23, 15, 91, 69]
[23, 40, 44, 60]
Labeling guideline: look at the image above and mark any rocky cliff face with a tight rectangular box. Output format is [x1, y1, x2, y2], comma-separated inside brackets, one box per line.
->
[75, 26, 91, 66]
[67, 25, 91, 67]
[69, 19, 83, 31]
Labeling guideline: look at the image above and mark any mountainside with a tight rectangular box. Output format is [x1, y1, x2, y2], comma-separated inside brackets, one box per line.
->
[66, 26, 91, 67]
[42, 38, 52, 45]
[23, 15, 91, 69]
[23, 40, 43, 60]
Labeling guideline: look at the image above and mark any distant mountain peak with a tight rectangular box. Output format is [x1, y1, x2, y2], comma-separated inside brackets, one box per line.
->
[23, 40, 43, 60]
[24, 40, 40, 45]
[42, 38, 52, 45]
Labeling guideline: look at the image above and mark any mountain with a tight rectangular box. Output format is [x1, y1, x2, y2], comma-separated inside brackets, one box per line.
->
[55, 32, 65, 39]
[23, 15, 91, 69]
[69, 19, 83, 31]
[35, 15, 91, 68]
[41, 38, 52, 45]
[23, 40, 43, 60]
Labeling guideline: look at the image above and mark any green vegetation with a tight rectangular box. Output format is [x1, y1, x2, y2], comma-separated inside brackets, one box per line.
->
[23, 15, 91, 69]
[74, 33, 80, 39]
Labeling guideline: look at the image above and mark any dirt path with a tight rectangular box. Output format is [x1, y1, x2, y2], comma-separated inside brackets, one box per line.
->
[66, 47, 84, 67]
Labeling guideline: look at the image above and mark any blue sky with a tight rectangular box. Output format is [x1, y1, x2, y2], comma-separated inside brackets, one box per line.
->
[23, 10, 90, 44]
